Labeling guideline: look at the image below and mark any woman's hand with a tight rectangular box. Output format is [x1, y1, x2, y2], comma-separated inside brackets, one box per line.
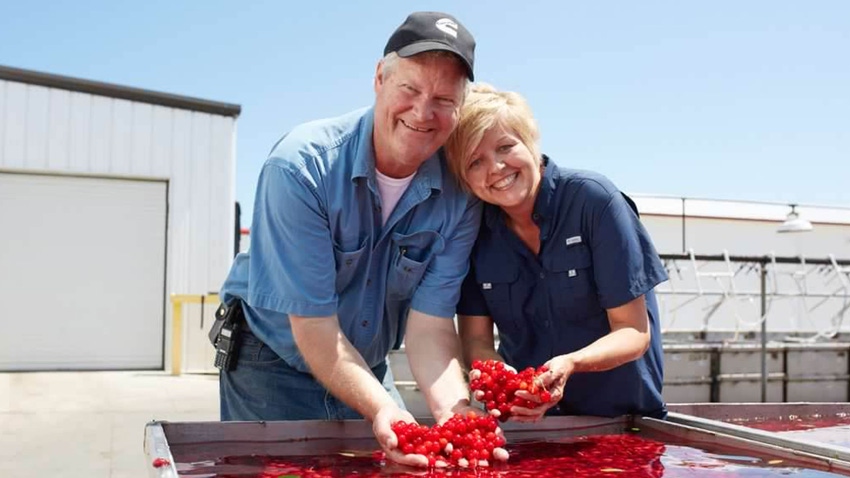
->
[511, 355, 575, 421]
[469, 362, 517, 402]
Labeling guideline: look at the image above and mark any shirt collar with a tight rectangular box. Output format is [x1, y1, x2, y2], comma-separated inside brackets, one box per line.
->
[534, 154, 558, 224]
[483, 154, 558, 231]
[352, 107, 376, 181]
[352, 107, 444, 196]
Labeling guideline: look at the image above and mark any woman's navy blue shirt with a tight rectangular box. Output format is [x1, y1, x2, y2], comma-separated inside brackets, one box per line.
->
[458, 156, 668, 418]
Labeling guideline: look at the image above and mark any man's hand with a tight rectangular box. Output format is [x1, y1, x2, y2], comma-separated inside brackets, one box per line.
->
[433, 407, 510, 465]
[373, 405, 433, 467]
[404, 310, 472, 426]
[434, 400, 482, 424]
[375, 405, 511, 468]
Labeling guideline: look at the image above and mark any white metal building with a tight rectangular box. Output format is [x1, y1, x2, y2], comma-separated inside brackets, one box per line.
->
[633, 196, 850, 259]
[0, 65, 240, 371]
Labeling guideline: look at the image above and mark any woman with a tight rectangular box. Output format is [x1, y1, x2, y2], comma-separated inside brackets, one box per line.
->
[445, 84, 668, 420]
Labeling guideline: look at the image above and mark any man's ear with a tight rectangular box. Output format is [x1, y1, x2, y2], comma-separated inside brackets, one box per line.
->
[374, 60, 385, 93]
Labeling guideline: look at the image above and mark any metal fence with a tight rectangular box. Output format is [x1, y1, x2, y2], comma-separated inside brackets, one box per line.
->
[657, 251, 850, 342]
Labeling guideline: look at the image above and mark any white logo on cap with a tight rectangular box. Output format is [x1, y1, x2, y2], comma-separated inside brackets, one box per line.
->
[435, 18, 458, 38]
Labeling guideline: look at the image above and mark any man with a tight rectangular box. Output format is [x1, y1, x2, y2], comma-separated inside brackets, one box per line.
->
[216, 11, 484, 467]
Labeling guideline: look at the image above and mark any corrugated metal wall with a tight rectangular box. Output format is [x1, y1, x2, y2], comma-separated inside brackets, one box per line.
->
[0, 78, 236, 297]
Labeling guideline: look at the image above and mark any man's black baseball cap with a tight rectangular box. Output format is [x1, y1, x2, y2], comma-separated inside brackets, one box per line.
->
[384, 11, 475, 80]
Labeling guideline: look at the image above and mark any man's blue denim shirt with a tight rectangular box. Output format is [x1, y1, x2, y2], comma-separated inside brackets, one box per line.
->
[221, 107, 481, 373]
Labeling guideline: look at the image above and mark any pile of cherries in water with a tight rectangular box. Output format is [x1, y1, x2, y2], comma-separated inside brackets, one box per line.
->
[392, 412, 505, 468]
[388, 359, 554, 469]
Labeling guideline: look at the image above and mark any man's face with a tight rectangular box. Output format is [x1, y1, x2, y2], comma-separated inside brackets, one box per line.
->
[373, 54, 466, 177]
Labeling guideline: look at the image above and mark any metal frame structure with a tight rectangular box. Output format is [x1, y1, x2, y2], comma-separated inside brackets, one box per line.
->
[667, 403, 850, 461]
[659, 252, 850, 402]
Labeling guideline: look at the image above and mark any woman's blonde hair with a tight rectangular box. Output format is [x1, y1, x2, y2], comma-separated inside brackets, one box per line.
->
[445, 83, 540, 190]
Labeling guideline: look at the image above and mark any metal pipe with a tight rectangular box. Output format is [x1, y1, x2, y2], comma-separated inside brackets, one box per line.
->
[655, 289, 840, 298]
[760, 263, 768, 402]
[681, 197, 687, 253]
[660, 253, 850, 267]
[710, 348, 720, 402]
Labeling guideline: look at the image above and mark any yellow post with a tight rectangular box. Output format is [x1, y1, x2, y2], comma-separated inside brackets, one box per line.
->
[171, 296, 183, 376]
[169, 293, 220, 376]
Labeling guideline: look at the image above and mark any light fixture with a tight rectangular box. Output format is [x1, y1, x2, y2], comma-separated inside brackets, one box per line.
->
[777, 204, 813, 233]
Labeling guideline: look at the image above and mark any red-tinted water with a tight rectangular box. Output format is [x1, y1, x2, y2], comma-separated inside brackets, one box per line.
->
[175, 433, 845, 477]
[726, 414, 850, 433]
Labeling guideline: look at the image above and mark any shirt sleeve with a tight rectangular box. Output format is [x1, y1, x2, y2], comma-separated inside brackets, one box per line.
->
[587, 184, 669, 309]
[456, 261, 490, 316]
[409, 197, 483, 318]
[246, 158, 338, 317]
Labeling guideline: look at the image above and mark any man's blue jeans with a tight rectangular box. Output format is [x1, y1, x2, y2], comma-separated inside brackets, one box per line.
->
[220, 328, 406, 421]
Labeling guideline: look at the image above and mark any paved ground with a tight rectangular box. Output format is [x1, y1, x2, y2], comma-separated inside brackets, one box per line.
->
[0, 371, 219, 478]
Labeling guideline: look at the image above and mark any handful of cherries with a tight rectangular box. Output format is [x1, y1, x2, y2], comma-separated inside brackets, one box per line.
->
[391, 412, 506, 468]
[469, 359, 553, 421]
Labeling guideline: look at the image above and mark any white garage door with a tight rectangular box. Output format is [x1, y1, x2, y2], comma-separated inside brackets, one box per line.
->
[0, 172, 167, 370]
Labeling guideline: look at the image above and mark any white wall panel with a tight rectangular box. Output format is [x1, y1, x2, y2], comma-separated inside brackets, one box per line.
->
[46, 87, 71, 170]
[208, 115, 237, 285]
[67, 91, 92, 172]
[0, 81, 6, 165]
[24, 84, 50, 169]
[168, 108, 193, 298]
[130, 102, 153, 177]
[88, 95, 112, 172]
[2, 81, 26, 168]
[149, 105, 173, 178]
[641, 216, 685, 254]
[188, 112, 212, 294]
[109, 98, 133, 174]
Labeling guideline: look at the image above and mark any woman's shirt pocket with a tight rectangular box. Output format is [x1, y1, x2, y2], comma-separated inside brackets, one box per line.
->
[547, 244, 602, 320]
[474, 260, 523, 335]
[387, 230, 445, 300]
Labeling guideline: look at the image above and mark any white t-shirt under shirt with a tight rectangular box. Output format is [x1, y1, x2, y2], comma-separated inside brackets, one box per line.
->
[375, 169, 417, 225]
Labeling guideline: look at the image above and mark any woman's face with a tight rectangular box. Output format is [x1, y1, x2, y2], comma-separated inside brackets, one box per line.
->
[463, 120, 541, 212]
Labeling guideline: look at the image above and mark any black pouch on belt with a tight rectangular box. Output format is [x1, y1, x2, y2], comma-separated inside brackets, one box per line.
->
[209, 300, 244, 371]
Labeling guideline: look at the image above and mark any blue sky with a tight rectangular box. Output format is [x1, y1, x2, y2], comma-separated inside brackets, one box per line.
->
[2, 1, 848, 226]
